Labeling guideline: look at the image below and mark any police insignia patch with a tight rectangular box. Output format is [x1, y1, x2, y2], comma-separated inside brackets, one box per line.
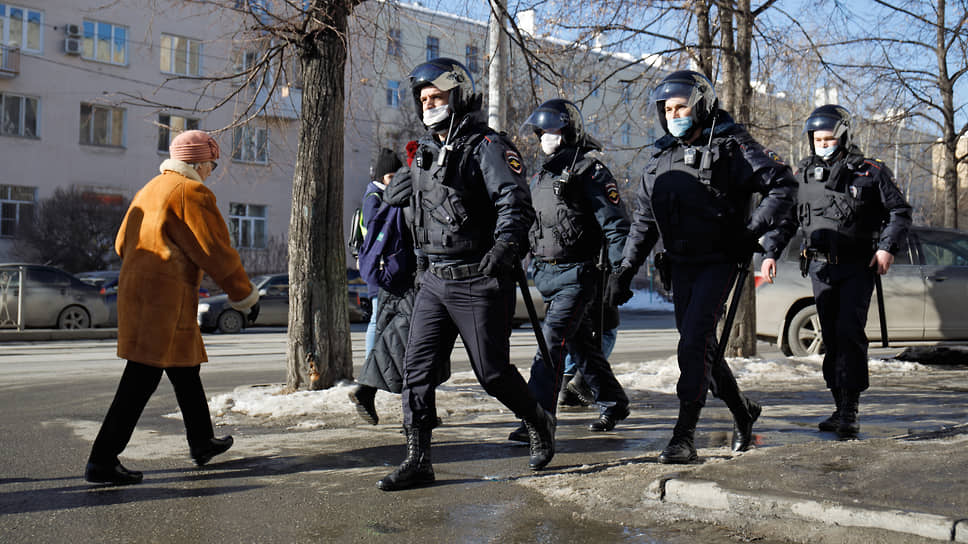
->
[765, 149, 786, 165]
[506, 150, 523, 174]
[605, 181, 620, 204]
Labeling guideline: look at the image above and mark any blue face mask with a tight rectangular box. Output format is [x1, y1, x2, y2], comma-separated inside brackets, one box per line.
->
[816, 144, 838, 160]
[668, 116, 694, 138]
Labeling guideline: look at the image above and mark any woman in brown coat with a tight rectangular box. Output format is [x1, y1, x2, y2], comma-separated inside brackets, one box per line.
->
[85, 130, 259, 485]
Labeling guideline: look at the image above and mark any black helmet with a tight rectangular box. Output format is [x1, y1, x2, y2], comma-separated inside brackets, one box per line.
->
[651, 70, 718, 135]
[408, 58, 481, 130]
[803, 104, 851, 155]
[519, 99, 585, 146]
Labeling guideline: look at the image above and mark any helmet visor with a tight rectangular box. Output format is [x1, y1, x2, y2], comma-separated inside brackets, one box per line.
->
[519, 106, 569, 136]
[409, 61, 472, 93]
[803, 113, 840, 134]
[652, 80, 700, 109]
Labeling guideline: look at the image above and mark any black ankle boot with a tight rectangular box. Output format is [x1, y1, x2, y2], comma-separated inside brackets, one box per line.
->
[377, 425, 434, 491]
[508, 423, 529, 443]
[730, 397, 761, 452]
[588, 405, 630, 432]
[658, 401, 702, 464]
[349, 384, 379, 425]
[85, 461, 144, 485]
[837, 389, 860, 438]
[191, 436, 234, 466]
[818, 388, 843, 432]
[523, 405, 556, 470]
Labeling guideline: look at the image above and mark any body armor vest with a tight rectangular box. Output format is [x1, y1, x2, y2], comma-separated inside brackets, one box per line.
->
[410, 132, 495, 260]
[647, 138, 750, 259]
[797, 152, 880, 257]
[529, 157, 600, 261]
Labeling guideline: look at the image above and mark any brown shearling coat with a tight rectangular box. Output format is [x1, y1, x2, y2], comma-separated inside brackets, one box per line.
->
[115, 166, 253, 367]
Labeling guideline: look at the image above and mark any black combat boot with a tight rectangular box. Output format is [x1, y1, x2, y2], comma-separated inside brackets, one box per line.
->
[837, 389, 860, 438]
[588, 404, 630, 432]
[507, 423, 529, 443]
[565, 372, 595, 407]
[349, 384, 379, 425]
[523, 405, 556, 470]
[377, 425, 434, 491]
[658, 401, 702, 464]
[558, 374, 585, 408]
[818, 388, 843, 432]
[729, 396, 761, 452]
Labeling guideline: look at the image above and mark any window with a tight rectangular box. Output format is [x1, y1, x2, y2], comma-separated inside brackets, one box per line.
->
[228, 203, 267, 249]
[0, 4, 43, 53]
[0, 184, 35, 237]
[157, 114, 199, 152]
[589, 75, 600, 97]
[465, 44, 480, 73]
[918, 231, 968, 267]
[82, 20, 127, 65]
[620, 122, 630, 146]
[386, 80, 400, 108]
[426, 36, 439, 61]
[79, 103, 125, 147]
[0, 92, 38, 138]
[621, 82, 631, 104]
[387, 28, 401, 57]
[232, 125, 269, 164]
[160, 34, 202, 76]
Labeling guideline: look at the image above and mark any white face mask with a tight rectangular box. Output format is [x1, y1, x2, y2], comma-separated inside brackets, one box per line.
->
[816, 144, 838, 160]
[540, 133, 563, 155]
[422, 104, 450, 127]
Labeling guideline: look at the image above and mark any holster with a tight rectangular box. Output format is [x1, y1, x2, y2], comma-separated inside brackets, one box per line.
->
[655, 251, 672, 291]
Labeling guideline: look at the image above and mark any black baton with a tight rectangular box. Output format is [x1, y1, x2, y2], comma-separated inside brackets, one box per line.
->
[715, 258, 751, 365]
[516, 262, 554, 372]
[874, 271, 889, 348]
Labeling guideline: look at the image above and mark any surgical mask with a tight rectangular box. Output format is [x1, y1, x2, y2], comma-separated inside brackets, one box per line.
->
[816, 144, 838, 160]
[540, 133, 563, 155]
[422, 104, 450, 126]
[668, 116, 694, 138]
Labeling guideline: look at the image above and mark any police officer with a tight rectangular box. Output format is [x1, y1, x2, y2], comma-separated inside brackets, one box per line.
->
[376, 58, 555, 491]
[789, 105, 912, 437]
[506, 99, 631, 442]
[606, 71, 797, 464]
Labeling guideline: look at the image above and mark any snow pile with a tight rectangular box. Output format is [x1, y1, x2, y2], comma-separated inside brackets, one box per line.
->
[621, 289, 674, 312]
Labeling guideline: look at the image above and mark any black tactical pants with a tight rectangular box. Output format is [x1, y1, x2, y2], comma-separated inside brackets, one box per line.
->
[671, 261, 745, 405]
[809, 260, 875, 392]
[401, 270, 538, 428]
[528, 261, 629, 415]
[89, 361, 215, 465]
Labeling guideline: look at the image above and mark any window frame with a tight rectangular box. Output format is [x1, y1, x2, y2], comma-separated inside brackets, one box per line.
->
[387, 28, 402, 57]
[228, 202, 268, 249]
[0, 4, 44, 54]
[231, 125, 270, 165]
[79, 102, 126, 148]
[0, 91, 39, 139]
[157, 113, 200, 153]
[81, 19, 128, 66]
[465, 44, 480, 73]
[386, 80, 401, 108]
[426, 36, 439, 61]
[160, 33, 203, 76]
[0, 183, 36, 238]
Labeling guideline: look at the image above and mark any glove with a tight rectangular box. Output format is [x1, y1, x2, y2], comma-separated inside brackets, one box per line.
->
[228, 281, 260, 311]
[479, 240, 518, 278]
[384, 167, 412, 206]
[604, 265, 635, 308]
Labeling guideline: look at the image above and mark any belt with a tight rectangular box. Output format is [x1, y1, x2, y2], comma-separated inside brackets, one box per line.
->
[536, 257, 585, 265]
[428, 262, 482, 280]
[802, 248, 839, 264]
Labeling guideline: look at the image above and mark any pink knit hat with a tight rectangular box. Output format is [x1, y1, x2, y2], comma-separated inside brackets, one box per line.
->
[169, 130, 220, 162]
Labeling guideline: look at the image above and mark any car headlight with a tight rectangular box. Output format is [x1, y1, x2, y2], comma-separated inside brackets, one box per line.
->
[197, 303, 210, 314]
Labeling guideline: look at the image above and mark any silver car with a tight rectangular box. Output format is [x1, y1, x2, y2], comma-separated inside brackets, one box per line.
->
[755, 226, 968, 356]
[0, 263, 111, 329]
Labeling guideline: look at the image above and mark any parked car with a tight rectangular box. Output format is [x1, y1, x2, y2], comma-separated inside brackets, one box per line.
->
[0, 263, 111, 329]
[346, 268, 371, 321]
[198, 271, 371, 334]
[755, 226, 968, 356]
[78, 270, 209, 327]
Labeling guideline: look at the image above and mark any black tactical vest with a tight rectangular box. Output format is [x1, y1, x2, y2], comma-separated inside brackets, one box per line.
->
[797, 151, 881, 256]
[529, 156, 600, 261]
[646, 137, 750, 260]
[410, 131, 495, 260]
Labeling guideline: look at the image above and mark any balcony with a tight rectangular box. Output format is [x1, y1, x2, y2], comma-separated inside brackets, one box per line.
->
[0, 45, 20, 78]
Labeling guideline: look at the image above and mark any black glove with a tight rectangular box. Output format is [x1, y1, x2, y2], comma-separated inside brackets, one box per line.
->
[384, 167, 412, 207]
[604, 265, 635, 308]
[479, 240, 518, 278]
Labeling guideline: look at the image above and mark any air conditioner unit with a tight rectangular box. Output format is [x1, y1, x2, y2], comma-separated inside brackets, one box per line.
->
[64, 23, 81, 37]
[64, 38, 81, 55]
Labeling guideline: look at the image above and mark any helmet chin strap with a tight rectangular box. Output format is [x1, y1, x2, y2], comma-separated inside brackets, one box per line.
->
[436, 112, 458, 166]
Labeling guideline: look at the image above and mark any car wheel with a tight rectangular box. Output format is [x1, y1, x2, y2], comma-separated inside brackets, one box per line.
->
[58, 305, 91, 329]
[217, 310, 244, 334]
[787, 305, 824, 357]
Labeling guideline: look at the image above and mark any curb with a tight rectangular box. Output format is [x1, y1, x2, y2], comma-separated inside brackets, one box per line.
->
[0, 328, 118, 341]
[661, 478, 963, 542]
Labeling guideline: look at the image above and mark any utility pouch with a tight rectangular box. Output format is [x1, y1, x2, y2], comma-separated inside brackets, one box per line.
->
[799, 239, 810, 278]
[655, 251, 672, 291]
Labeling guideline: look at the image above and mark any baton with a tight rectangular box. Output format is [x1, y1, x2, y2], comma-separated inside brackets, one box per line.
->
[874, 271, 889, 348]
[714, 257, 751, 365]
[516, 262, 554, 372]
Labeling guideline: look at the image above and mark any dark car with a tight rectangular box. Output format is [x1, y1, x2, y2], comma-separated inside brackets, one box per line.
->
[197, 271, 370, 334]
[0, 263, 111, 329]
[755, 226, 968, 356]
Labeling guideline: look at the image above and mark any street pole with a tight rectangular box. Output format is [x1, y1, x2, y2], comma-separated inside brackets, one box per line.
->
[487, 0, 508, 132]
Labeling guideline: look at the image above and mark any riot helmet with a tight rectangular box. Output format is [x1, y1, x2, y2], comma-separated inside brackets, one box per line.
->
[520, 99, 585, 146]
[803, 104, 851, 155]
[651, 70, 718, 136]
[408, 58, 481, 131]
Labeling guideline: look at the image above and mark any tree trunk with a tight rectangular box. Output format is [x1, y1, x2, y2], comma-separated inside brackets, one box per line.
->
[936, 0, 959, 229]
[692, 0, 714, 77]
[286, 0, 356, 391]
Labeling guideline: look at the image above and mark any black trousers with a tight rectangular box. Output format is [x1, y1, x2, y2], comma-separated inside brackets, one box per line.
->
[809, 260, 875, 392]
[527, 261, 628, 415]
[401, 271, 538, 428]
[88, 361, 215, 465]
[671, 261, 745, 406]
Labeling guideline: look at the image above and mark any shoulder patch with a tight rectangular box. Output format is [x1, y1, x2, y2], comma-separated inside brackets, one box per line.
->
[764, 148, 786, 166]
[505, 149, 523, 174]
[605, 181, 620, 205]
